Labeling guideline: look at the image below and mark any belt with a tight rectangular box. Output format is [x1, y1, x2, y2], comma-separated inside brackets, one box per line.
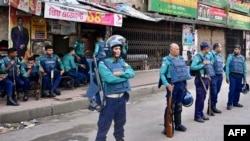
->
[106, 93, 124, 98]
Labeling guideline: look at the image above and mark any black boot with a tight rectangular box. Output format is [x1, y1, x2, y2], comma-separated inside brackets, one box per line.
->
[48, 90, 56, 97]
[23, 93, 29, 101]
[7, 96, 19, 106]
[0, 90, 6, 98]
[174, 103, 186, 132]
[212, 105, 222, 113]
[41, 89, 49, 98]
[53, 89, 61, 96]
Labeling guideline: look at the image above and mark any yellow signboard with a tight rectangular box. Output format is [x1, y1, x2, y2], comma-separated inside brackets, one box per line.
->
[31, 17, 47, 40]
[162, 0, 198, 8]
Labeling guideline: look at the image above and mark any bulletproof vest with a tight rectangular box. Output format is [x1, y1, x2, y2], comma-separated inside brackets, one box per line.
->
[104, 43, 111, 57]
[167, 56, 191, 83]
[96, 41, 106, 60]
[102, 59, 131, 95]
[229, 55, 244, 74]
[203, 56, 215, 77]
[213, 54, 223, 74]
[40, 55, 57, 73]
[3, 57, 18, 76]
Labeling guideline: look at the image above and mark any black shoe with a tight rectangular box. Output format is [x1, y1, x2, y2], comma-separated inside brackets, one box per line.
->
[41, 90, 49, 98]
[212, 106, 222, 113]
[23, 95, 28, 101]
[202, 116, 209, 120]
[175, 124, 186, 132]
[194, 118, 204, 123]
[227, 105, 233, 110]
[116, 139, 124, 141]
[53, 89, 61, 96]
[48, 91, 56, 97]
[161, 128, 166, 135]
[7, 96, 20, 106]
[0, 92, 6, 98]
[233, 103, 243, 107]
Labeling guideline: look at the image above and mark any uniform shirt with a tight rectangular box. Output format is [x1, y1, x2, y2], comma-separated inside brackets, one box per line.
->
[98, 58, 135, 84]
[191, 52, 213, 75]
[62, 53, 80, 72]
[73, 40, 85, 56]
[21, 62, 40, 78]
[38, 54, 64, 71]
[2, 56, 24, 75]
[93, 39, 104, 57]
[0, 59, 5, 74]
[225, 54, 247, 79]
[160, 54, 187, 87]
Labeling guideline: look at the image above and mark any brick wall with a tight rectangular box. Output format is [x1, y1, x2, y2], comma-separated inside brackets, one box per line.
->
[0, 7, 9, 40]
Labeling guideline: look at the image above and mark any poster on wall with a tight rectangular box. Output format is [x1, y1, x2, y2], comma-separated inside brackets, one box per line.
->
[31, 17, 47, 40]
[198, 4, 227, 24]
[182, 24, 197, 61]
[10, 0, 30, 13]
[9, 7, 31, 61]
[245, 32, 250, 60]
[148, 0, 198, 18]
[29, 0, 42, 16]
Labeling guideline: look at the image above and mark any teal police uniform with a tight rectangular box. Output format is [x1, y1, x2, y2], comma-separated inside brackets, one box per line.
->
[62, 53, 86, 85]
[159, 54, 191, 132]
[73, 40, 85, 57]
[94, 39, 106, 61]
[95, 57, 135, 141]
[225, 53, 247, 109]
[191, 51, 213, 122]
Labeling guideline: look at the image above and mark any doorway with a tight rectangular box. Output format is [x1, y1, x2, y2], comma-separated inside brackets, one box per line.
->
[53, 35, 69, 57]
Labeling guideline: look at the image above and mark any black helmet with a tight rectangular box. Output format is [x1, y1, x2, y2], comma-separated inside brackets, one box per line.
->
[242, 83, 249, 94]
[183, 91, 193, 107]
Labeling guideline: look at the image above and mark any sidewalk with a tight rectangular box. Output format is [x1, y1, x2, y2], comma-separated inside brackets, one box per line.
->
[0, 69, 163, 123]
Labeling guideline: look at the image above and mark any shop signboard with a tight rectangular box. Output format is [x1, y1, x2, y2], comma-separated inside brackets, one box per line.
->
[148, 0, 198, 18]
[228, 12, 250, 30]
[198, 4, 227, 24]
[44, 2, 123, 27]
[201, 0, 227, 8]
[228, 0, 250, 14]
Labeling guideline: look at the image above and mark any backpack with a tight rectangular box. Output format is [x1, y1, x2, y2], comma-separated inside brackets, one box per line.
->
[189, 54, 203, 76]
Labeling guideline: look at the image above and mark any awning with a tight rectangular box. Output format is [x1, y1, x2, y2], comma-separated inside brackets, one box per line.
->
[77, 0, 162, 22]
[44, 2, 123, 27]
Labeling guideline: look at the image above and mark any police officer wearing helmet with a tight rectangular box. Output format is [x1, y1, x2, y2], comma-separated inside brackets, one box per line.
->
[191, 42, 215, 123]
[95, 36, 135, 141]
[208, 43, 224, 115]
[159, 43, 191, 134]
[225, 45, 247, 110]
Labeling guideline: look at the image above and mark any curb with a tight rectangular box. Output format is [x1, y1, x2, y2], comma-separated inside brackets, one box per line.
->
[0, 83, 164, 123]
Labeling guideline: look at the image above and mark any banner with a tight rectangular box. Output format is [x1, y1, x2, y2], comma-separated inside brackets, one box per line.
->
[148, 0, 198, 18]
[201, 0, 227, 8]
[198, 4, 227, 24]
[9, 7, 31, 61]
[228, 0, 250, 14]
[10, 0, 30, 13]
[31, 17, 47, 39]
[44, 2, 123, 27]
[228, 12, 250, 30]
[29, 0, 42, 16]
[245, 31, 250, 59]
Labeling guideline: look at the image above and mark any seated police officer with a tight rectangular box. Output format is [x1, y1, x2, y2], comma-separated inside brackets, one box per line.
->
[159, 43, 191, 133]
[38, 45, 64, 97]
[62, 47, 87, 87]
[2, 48, 28, 102]
[0, 59, 19, 106]
[95, 36, 135, 141]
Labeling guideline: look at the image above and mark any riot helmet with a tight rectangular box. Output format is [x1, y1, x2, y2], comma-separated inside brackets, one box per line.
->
[242, 83, 249, 94]
[183, 91, 193, 107]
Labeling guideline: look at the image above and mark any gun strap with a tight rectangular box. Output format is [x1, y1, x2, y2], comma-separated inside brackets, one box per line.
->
[200, 77, 209, 94]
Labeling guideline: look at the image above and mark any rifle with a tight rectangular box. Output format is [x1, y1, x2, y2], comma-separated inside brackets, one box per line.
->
[12, 65, 18, 101]
[166, 90, 174, 138]
[36, 72, 42, 100]
[93, 56, 105, 108]
[51, 70, 54, 86]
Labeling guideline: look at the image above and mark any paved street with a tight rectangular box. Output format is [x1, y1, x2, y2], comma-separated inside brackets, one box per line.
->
[1, 77, 250, 141]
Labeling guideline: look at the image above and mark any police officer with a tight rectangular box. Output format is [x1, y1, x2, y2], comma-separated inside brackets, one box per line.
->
[159, 43, 191, 133]
[62, 47, 87, 86]
[191, 42, 215, 123]
[93, 33, 106, 61]
[95, 36, 135, 141]
[73, 34, 88, 63]
[0, 59, 19, 106]
[225, 45, 247, 110]
[39, 45, 64, 97]
[2, 48, 27, 102]
[208, 43, 223, 115]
